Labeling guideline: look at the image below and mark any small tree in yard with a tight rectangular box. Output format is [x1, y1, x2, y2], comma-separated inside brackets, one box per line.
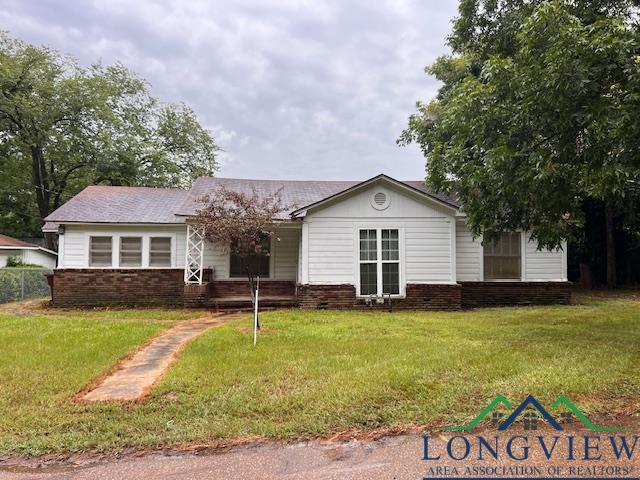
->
[194, 186, 290, 325]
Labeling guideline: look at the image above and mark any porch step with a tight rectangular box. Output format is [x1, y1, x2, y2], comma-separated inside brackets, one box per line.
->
[210, 295, 298, 311]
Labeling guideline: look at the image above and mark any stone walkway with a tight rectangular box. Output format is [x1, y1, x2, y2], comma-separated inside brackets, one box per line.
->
[82, 314, 238, 402]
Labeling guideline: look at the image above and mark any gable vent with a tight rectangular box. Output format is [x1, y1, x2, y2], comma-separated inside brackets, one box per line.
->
[370, 190, 391, 210]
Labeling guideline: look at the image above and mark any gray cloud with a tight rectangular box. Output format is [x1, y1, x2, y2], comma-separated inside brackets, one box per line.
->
[0, 0, 458, 180]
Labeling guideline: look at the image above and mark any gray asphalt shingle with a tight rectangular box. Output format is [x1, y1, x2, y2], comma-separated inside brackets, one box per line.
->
[44, 176, 459, 225]
[173, 176, 459, 219]
[44, 186, 188, 224]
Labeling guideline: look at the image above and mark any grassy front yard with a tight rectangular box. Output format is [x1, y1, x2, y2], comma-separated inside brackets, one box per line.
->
[0, 293, 639, 455]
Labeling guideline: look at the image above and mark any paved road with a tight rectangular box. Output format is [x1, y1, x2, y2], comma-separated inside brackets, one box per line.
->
[1, 429, 638, 480]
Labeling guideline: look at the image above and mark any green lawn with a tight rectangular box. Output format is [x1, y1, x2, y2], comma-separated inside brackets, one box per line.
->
[0, 294, 639, 455]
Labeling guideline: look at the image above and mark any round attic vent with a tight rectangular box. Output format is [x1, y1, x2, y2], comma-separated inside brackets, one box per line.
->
[370, 190, 391, 210]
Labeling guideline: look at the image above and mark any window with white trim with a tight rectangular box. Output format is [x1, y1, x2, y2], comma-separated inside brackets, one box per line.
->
[483, 232, 521, 280]
[230, 237, 270, 277]
[359, 228, 400, 296]
[89, 236, 112, 267]
[149, 237, 172, 267]
[119, 237, 142, 267]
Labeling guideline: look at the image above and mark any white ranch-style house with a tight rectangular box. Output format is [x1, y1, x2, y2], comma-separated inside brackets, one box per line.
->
[43, 174, 570, 309]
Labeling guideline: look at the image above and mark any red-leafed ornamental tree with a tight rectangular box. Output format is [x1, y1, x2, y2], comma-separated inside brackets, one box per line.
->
[194, 186, 290, 323]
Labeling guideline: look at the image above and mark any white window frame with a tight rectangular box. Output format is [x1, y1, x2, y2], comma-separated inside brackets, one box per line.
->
[482, 231, 524, 281]
[88, 236, 113, 267]
[149, 236, 173, 268]
[119, 236, 143, 267]
[84, 232, 177, 269]
[355, 226, 405, 298]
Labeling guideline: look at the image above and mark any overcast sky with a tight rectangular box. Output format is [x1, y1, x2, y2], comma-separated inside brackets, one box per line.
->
[1, 0, 459, 180]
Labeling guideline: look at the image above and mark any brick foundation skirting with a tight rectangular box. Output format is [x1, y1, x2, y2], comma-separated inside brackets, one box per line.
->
[460, 281, 572, 308]
[297, 284, 358, 309]
[51, 269, 184, 307]
[50, 270, 571, 310]
[297, 283, 462, 310]
[209, 280, 296, 298]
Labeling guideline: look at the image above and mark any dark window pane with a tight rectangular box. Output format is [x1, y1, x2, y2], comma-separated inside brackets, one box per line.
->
[359, 229, 377, 261]
[230, 237, 270, 277]
[382, 229, 399, 261]
[382, 263, 399, 294]
[360, 263, 377, 295]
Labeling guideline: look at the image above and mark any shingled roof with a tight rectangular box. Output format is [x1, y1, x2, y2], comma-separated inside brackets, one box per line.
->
[173, 175, 459, 219]
[44, 186, 188, 224]
[44, 176, 460, 225]
[0, 234, 39, 248]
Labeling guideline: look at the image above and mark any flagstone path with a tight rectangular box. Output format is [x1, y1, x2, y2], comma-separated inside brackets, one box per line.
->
[82, 314, 241, 402]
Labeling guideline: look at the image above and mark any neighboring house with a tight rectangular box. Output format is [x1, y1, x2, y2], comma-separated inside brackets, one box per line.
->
[0, 234, 57, 269]
[43, 174, 570, 309]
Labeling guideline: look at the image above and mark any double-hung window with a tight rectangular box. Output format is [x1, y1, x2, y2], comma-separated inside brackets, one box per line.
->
[89, 236, 112, 267]
[150, 237, 172, 267]
[359, 228, 400, 296]
[483, 232, 521, 280]
[119, 237, 142, 267]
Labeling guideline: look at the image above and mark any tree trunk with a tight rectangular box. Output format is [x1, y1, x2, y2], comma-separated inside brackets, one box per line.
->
[31, 146, 50, 219]
[604, 201, 617, 288]
[30, 146, 58, 251]
[44, 231, 58, 252]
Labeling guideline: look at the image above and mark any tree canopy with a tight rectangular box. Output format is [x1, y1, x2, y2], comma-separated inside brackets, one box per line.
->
[401, 0, 640, 285]
[0, 33, 219, 245]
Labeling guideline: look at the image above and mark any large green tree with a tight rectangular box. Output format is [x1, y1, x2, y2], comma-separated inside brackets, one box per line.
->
[0, 34, 219, 248]
[401, 0, 640, 286]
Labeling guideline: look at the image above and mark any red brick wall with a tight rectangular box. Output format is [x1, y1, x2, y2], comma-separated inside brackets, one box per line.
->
[51, 269, 184, 307]
[297, 284, 357, 309]
[460, 281, 572, 308]
[297, 283, 462, 310]
[50, 270, 571, 310]
[394, 284, 461, 310]
[209, 280, 295, 298]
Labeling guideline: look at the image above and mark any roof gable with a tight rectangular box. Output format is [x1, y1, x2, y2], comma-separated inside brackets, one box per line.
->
[41, 175, 459, 228]
[174, 175, 459, 220]
[290, 174, 459, 217]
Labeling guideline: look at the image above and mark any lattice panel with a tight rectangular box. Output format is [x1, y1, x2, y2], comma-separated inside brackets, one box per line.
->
[184, 224, 205, 284]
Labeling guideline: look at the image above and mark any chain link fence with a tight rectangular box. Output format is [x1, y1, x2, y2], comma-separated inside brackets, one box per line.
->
[0, 268, 52, 304]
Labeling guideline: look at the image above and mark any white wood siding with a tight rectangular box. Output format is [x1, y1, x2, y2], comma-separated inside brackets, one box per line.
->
[452, 223, 567, 282]
[456, 219, 482, 281]
[22, 249, 57, 268]
[404, 219, 453, 283]
[202, 225, 299, 280]
[0, 250, 21, 267]
[524, 233, 567, 281]
[307, 220, 355, 284]
[304, 183, 456, 286]
[60, 224, 299, 281]
[273, 227, 299, 280]
[59, 224, 186, 268]
[202, 240, 229, 278]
